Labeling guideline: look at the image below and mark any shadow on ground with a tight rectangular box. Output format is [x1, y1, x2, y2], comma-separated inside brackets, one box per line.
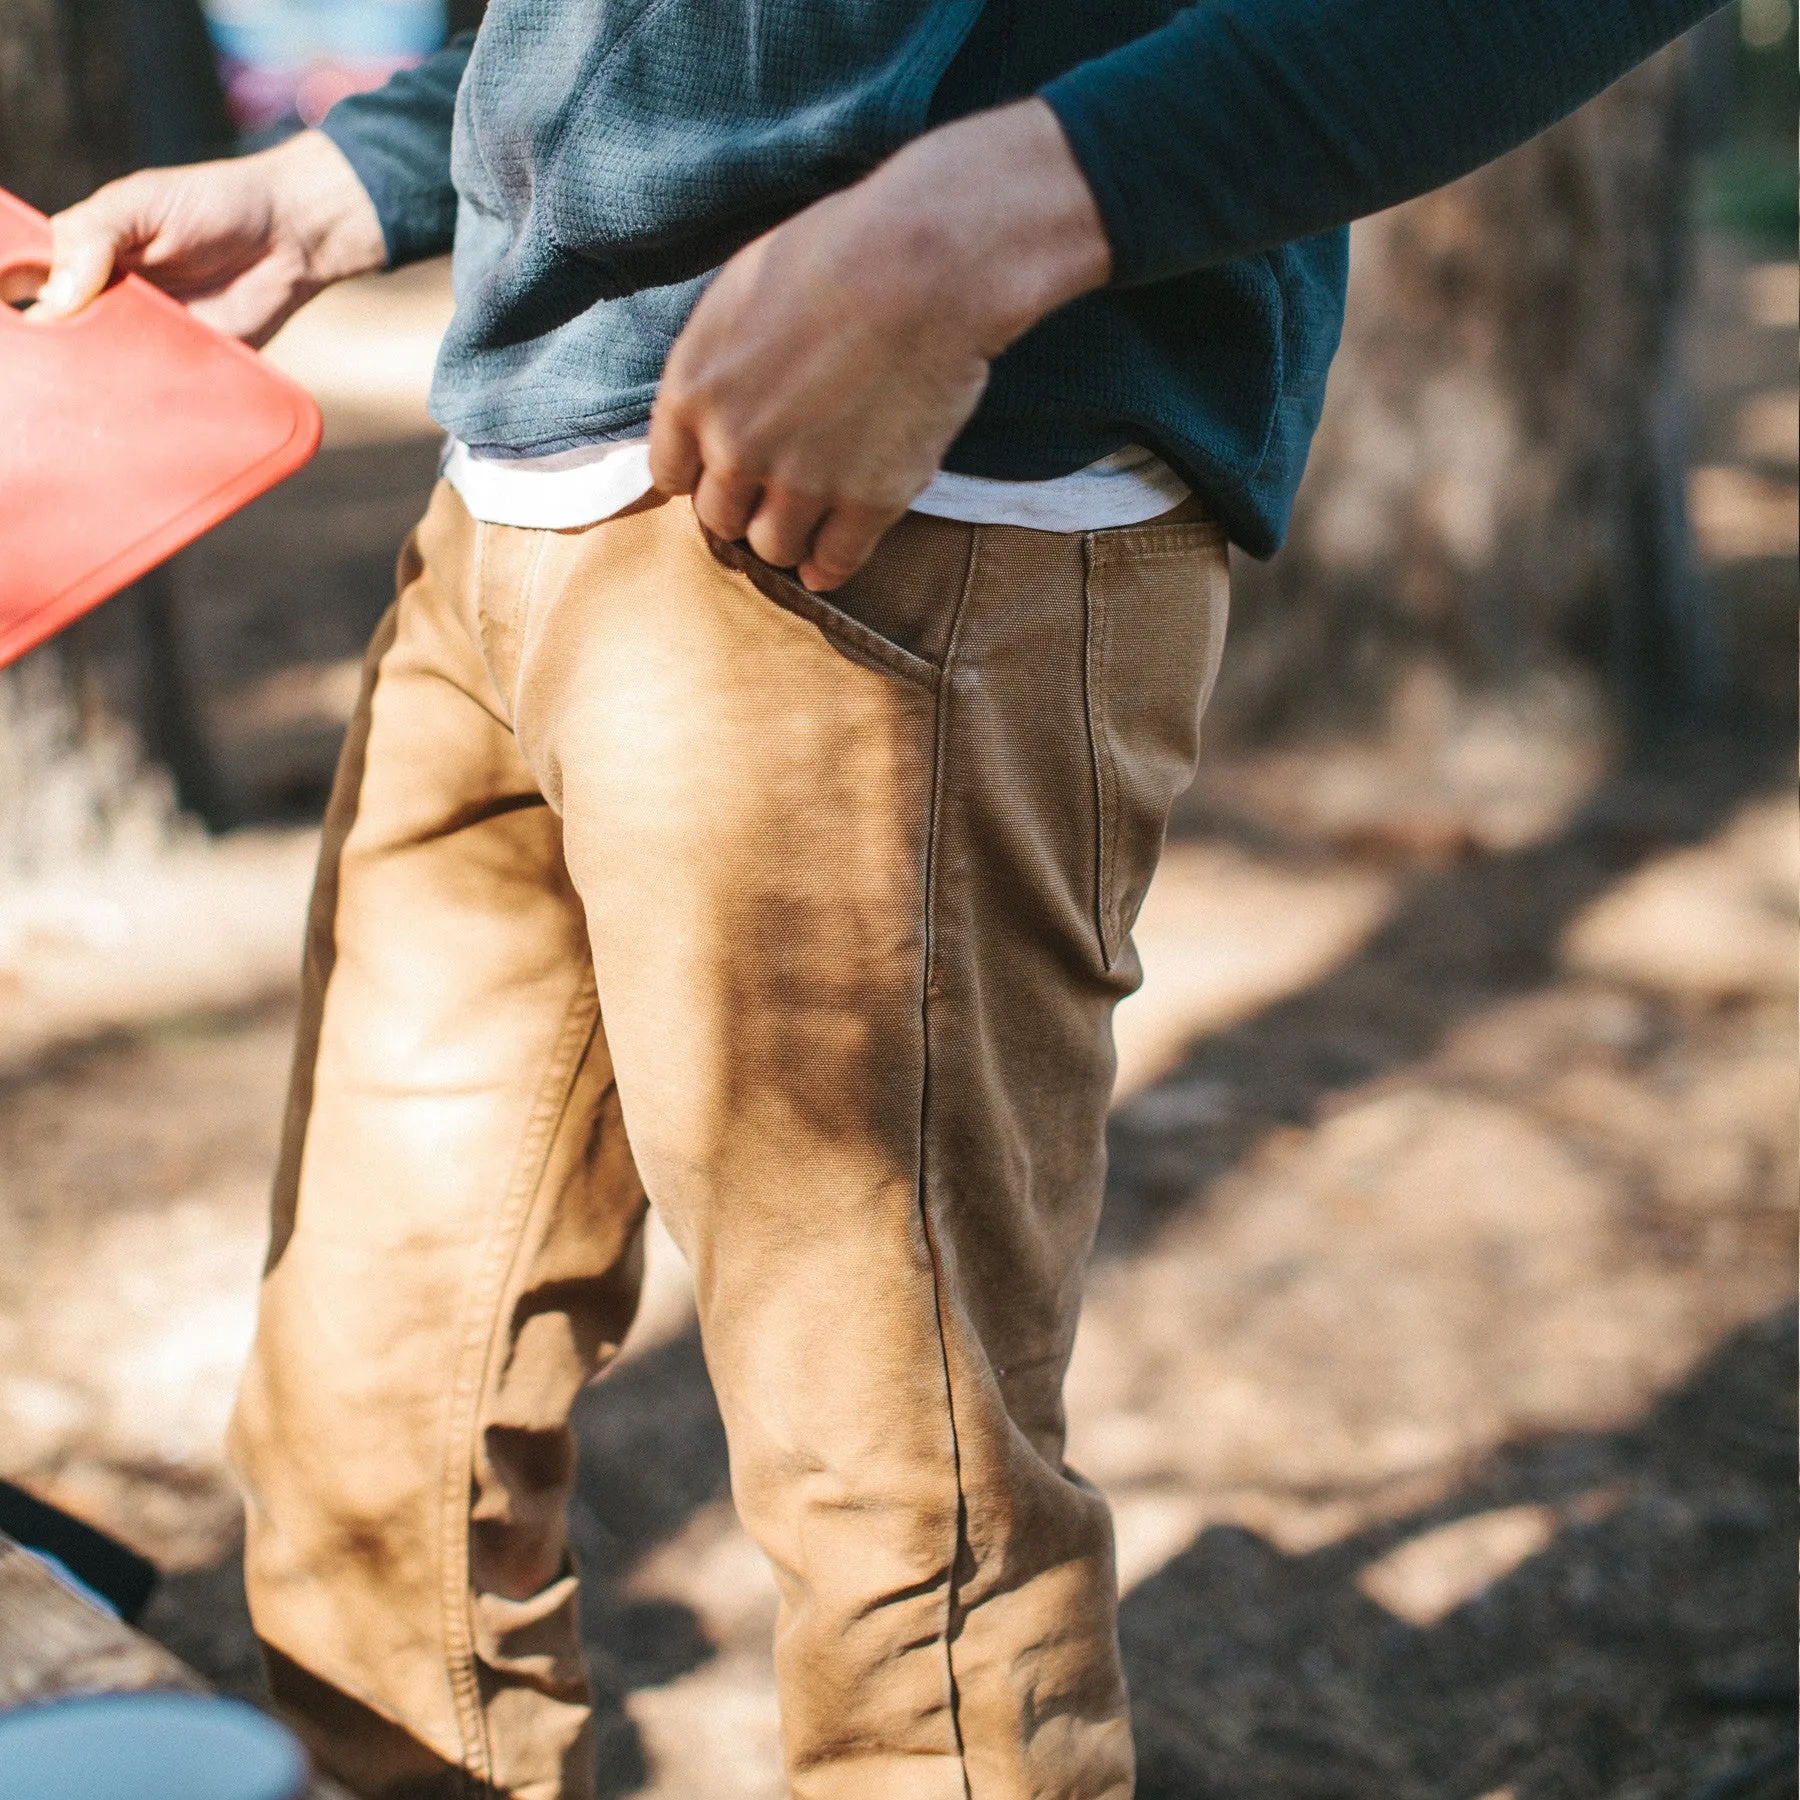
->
[567, 1332, 731, 1795]
[144, 1309, 1797, 1800]
[168, 438, 444, 826]
[142, 1328, 733, 1799]
[1106, 725, 1789, 1254]
[1123, 1306, 1797, 1800]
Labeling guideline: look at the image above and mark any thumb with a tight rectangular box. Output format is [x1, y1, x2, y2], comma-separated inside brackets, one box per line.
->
[27, 187, 148, 319]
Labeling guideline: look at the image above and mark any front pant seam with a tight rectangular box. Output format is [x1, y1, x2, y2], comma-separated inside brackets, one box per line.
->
[917, 526, 983, 1798]
[437, 975, 601, 1795]
[473, 519, 552, 728]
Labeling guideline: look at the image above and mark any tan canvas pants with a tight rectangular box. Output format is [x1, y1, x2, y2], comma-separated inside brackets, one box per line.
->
[228, 482, 1228, 1800]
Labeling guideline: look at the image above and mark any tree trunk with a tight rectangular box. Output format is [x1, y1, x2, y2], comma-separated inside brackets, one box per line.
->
[0, 0, 130, 212]
[0, 0, 223, 873]
[1208, 43, 1716, 758]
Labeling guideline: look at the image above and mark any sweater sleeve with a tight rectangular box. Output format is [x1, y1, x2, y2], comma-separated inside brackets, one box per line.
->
[1041, 0, 1724, 287]
[318, 33, 475, 268]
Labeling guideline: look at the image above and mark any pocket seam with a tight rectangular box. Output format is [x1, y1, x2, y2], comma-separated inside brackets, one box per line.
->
[703, 529, 942, 691]
[1083, 535, 1126, 968]
[1084, 519, 1228, 971]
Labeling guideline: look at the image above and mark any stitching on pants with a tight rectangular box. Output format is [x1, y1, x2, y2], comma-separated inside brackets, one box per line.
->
[917, 527, 982, 1797]
[1083, 536, 1127, 968]
[1080, 536, 1113, 970]
[437, 979, 602, 1794]
[474, 521, 553, 728]
[513, 528, 553, 715]
[700, 526, 943, 690]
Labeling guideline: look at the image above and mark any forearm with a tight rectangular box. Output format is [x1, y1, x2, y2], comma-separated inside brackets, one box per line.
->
[318, 32, 475, 268]
[1042, 0, 1725, 286]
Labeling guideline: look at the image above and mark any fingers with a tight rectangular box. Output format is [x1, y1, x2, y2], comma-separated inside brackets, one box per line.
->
[649, 369, 901, 584]
[28, 180, 154, 320]
[691, 467, 763, 543]
[672, 435, 897, 587]
[686, 462, 896, 588]
[744, 486, 828, 571]
[646, 401, 703, 497]
[797, 501, 900, 592]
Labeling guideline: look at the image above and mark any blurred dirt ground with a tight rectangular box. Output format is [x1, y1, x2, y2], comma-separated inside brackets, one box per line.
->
[0, 240, 1793, 1800]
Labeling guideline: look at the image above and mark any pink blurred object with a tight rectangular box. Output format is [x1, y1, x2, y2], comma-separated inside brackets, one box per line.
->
[218, 52, 423, 133]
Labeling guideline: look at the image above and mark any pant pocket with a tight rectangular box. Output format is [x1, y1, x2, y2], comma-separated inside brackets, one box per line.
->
[1083, 519, 1230, 968]
[700, 514, 973, 690]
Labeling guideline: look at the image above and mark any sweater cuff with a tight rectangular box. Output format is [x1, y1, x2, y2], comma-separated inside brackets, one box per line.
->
[318, 36, 473, 269]
[1039, 82, 1155, 290]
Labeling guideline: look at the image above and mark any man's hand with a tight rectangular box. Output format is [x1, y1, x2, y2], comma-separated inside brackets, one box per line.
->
[648, 99, 1110, 592]
[26, 130, 386, 347]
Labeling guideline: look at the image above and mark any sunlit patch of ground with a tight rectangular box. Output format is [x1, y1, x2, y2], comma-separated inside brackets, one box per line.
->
[0, 829, 317, 1074]
[0, 996, 296, 1570]
[1074, 818, 1795, 1559]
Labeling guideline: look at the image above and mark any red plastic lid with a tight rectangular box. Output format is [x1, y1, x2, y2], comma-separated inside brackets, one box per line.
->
[0, 184, 322, 668]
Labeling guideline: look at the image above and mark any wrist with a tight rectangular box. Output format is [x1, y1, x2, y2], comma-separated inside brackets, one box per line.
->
[264, 129, 389, 288]
[876, 98, 1112, 357]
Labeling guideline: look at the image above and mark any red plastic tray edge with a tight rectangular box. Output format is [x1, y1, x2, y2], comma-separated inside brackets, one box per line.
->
[0, 390, 322, 667]
[0, 186, 325, 669]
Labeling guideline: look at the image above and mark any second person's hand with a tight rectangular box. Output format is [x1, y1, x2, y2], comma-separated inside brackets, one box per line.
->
[25, 129, 387, 347]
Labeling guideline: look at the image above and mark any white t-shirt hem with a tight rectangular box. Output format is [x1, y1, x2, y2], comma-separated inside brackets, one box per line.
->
[440, 437, 1190, 535]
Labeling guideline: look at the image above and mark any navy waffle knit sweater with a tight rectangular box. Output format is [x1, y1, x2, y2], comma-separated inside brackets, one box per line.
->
[322, 0, 1721, 553]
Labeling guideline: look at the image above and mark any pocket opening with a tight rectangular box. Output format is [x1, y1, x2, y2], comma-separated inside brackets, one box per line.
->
[701, 529, 942, 690]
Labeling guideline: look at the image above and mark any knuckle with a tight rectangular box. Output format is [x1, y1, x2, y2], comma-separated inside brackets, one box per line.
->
[703, 452, 751, 492]
[646, 438, 693, 485]
[696, 492, 748, 536]
[746, 526, 791, 566]
[93, 173, 150, 227]
[653, 370, 695, 415]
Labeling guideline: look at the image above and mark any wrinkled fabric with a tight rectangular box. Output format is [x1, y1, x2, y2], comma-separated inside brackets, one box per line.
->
[230, 484, 1228, 1798]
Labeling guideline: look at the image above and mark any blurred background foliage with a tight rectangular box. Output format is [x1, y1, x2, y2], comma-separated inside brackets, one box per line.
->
[1697, 0, 1799, 245]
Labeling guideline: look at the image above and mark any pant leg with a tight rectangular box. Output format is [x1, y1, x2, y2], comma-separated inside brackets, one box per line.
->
[228, 485, 649, 1800]
[478, 493, 1229, 1800]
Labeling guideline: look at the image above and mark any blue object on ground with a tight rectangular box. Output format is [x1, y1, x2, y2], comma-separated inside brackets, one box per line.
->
[0, 1693, 307, 1800]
